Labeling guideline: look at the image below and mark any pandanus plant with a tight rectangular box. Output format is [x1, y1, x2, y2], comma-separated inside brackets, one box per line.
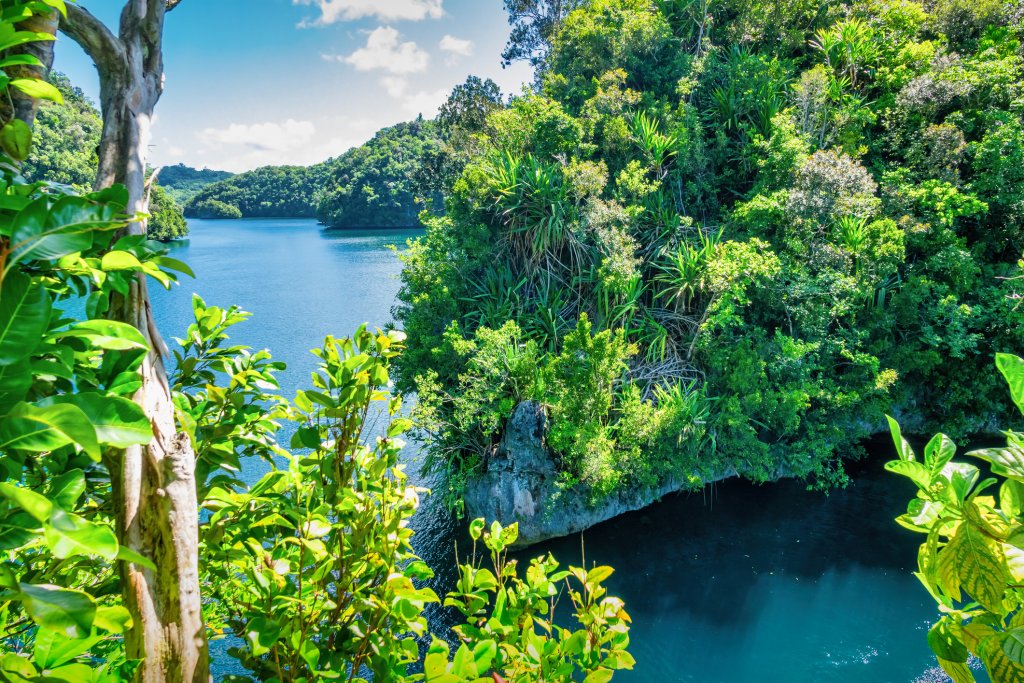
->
[655, 228, 721, 313]
[486, 150, 583, 277]
[632, 111, 678, 179]
[810, 18, 878, 89]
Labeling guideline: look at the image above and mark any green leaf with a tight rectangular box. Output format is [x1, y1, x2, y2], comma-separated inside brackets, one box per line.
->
[10, 78, 62, 102]
[471, 639, 497, 677]
[92, 606, 132, 634]
[468, 518, 485, 541]
[44, 508, 118, 560]
[997, 353, 1024, 415]
[0, 362, 32, 414]
[583, 669, 614, 683]
[18, 583, 96, 639]
[0, 119, 31, 161]
[9, 200, 88, 265]
[0, 270, 51, 365]
[47, 470, 85, 510]
[45, 393, 152, 448]
[115, 545, 156, 572]
[245, 617, 281, 657]
[0, 482, 51, 521]
[885, 459, 932, 489]
[32, 629, 102, 670]
[940, 522, 1009, 612]
[924, 434, 957, 475]
[587, 565, 615, 586]
[928, 620, 968, 663]
[0, 402, 100, 460]
[887, 415, 915, 461]
[970, 444, 1024, 483]
[937, 657, 976, 683]
[100, 250, 143, 271]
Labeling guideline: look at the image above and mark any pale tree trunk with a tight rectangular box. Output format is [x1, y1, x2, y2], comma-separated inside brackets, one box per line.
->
[60, 3, 209, 682]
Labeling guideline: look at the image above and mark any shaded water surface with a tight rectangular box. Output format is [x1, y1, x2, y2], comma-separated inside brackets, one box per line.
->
[152, 219, 960, 682]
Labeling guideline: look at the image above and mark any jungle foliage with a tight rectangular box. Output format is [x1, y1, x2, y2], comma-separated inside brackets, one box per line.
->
[888, 355, 1024, 681]
[0, 5, 631, 679]
[157, 163, 233, 205]
[186, 120, 443, 227]
[397, 0, 1024, 503]
[185, 163, 326, 219]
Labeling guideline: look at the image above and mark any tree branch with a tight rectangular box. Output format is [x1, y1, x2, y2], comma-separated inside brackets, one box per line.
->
[60, 5, 127, 78]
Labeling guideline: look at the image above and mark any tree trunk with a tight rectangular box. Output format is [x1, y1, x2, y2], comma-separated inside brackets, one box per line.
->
[60, 4, 209, 682]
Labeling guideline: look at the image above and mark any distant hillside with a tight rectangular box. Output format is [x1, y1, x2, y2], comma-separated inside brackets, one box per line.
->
[316, 119, 441, 228]
[185, 164, 327, 219]
[184, 120, 441, 226]
[157, 164, 233, 205]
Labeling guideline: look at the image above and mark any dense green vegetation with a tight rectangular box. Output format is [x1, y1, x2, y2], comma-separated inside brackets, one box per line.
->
[0, 4, 632, 680]
[156, 163, 233, 205]
[186, 120, 443, 227]
[398, 0, 1024, 504]
[889, 355, 1024, 681]
[147, 183, 188, 240]
[316, 119, 442, 228]
[185, 163, 326, 219]
[22, 71, 99, 189]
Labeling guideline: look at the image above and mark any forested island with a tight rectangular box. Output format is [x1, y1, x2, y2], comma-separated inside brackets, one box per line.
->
[184, 119, 446, 228]
[1, 0, 1024, 681]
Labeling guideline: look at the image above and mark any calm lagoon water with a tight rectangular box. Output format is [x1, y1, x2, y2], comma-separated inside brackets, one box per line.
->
[152, 218, 965, 682]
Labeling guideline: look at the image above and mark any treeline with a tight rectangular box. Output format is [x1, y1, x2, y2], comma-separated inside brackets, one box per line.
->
[185, 119, 444, 227]
[397, 0, 1024, 504]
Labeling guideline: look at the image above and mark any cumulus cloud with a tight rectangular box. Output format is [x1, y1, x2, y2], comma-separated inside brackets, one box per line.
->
[294, 0, 443, 25]
[380, 75, 409, 98]
[325, 27, 429, 75]
[439, 34, 473, 58]
[195, 119, 327, 171]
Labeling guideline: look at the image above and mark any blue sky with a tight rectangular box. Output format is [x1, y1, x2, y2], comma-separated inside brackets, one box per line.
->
[55, 0, 533, 172]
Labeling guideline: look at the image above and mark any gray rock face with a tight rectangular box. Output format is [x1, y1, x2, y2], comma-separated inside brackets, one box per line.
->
[462, 400, 730, 547]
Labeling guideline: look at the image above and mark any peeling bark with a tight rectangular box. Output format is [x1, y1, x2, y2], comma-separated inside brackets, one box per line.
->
[60, 3, 209, 682]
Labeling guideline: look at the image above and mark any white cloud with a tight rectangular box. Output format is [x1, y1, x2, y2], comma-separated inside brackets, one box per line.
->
[196, 119, 324, 171]
[327, 27, 429, 75]
[380, 76, 408, 98]
[294, 0, 443, 25]
[399, 87, 448, 118]
[439, 34, 473, 58]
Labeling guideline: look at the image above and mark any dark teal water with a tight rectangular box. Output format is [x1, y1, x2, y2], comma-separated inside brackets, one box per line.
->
[151, 218, 962, 682]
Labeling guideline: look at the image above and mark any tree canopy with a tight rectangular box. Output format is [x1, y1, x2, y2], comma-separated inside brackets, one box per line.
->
[397, 0, 1024, 504]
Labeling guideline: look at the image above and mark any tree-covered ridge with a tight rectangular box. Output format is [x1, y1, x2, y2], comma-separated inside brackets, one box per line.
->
[157, 163, 233, 205]
[185, 163, 326, 219]
[316, 119, 442, 228]
[398, 0, 1024, 502]
[22, 71, 100, 189]
[184, 120, 442, 226]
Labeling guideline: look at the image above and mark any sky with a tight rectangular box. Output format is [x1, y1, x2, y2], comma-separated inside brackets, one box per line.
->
[54, 0, 533, 173]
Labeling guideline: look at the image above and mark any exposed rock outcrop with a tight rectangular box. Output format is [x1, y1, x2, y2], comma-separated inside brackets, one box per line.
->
[463, 400, 734, 547]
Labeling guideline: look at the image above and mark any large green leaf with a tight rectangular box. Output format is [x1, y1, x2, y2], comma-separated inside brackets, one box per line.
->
[0, 362, 31, 414]
[18, 583, 96, 639]
[940, 522, 1009, 612]
[0, 402, 99, 460]
[45, 393, 152, 448]
[32, 628, 102, 670]
[0, 481, 52, 521]
[44, 508, 118, 560]
[970, 444, 1024, 483]
[9, 200, 90, 265]
[997, 354, 1024, 415]
[0, 270, 50, 365]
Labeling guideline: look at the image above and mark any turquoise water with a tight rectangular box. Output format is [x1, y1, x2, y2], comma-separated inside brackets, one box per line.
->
[151, 218, 961, 682]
